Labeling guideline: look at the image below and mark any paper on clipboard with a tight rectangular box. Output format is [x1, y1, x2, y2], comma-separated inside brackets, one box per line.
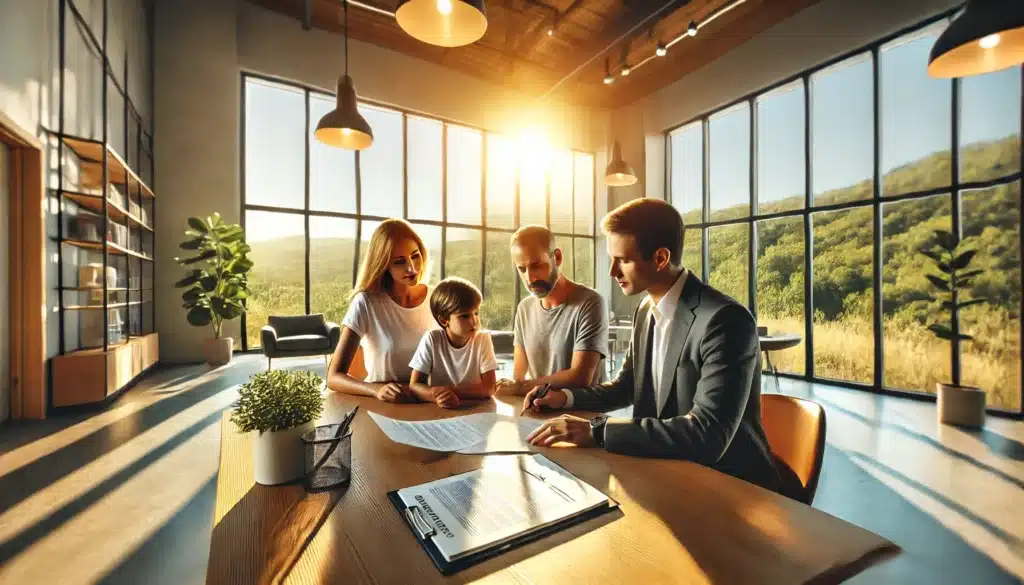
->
[368, 412, 544, 454]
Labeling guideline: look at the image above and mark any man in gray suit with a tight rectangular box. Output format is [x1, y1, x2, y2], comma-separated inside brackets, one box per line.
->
[525, 198, 781, 493]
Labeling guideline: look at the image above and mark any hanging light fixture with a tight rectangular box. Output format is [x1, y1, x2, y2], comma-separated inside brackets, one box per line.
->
[315, 0, 373, 149]
[604, 141, 637, 187]
[655, 43, 667, 57]
[395, 0, 488, 47]
[928, 0, 1024, 78]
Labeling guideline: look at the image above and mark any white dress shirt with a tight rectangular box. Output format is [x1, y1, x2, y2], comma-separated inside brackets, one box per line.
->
[650, 269, 688, 402]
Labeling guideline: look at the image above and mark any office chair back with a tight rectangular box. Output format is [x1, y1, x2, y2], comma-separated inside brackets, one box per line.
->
[761, 394, 826, 505]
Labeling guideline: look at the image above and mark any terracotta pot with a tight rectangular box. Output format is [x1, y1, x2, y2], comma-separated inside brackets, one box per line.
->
[204, 337, 233, 367]
[253, 420, 314, 485]
[936, 382, 985, 429]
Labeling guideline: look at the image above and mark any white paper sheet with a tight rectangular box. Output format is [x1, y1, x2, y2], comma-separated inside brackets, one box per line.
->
[368, 412, 545, 454]
[397, 454, 612, 562]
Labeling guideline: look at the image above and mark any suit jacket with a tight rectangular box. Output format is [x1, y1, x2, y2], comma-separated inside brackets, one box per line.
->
[571, 275, 781, 493]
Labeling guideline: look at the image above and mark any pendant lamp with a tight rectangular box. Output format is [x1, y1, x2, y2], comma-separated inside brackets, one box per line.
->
[395, 0, 488, 47]
[315, 0, 374, 149]
[928, 0, 1024, 78]
[604, 141, 637, 187]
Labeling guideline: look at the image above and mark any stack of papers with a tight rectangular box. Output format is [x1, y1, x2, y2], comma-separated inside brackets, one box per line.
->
[368, 412, 544, 454]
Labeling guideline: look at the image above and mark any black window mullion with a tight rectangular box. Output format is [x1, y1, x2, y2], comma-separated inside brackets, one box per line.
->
[304, 89, 311, 316]
[872, 47, 884, 390]
[749, 98, 758, 316]
[480, 129, 487, 295]
[440, 124, 448, 279]
[803, 74, 814, 378]
[402, 113, 409, 220]
[950, 73, 963, 386]
[514, 157, 522, 309]
[702, 118, 710, 281]
[353, 149, 362, 287]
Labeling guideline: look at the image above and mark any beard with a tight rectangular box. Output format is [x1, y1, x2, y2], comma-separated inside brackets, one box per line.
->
[528, 266, 559, 298]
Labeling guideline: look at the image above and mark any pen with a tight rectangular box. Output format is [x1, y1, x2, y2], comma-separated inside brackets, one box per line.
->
[519, 383, 551, 416]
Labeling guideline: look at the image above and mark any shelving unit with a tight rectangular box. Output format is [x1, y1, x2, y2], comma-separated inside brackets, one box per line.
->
[49, 0, 158, 408]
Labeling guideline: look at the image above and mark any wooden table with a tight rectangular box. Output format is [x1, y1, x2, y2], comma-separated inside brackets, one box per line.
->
[207, 393, 898, 585]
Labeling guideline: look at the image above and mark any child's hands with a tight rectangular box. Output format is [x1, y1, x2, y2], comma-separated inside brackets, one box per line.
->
[376, 382, 406, 403]
[431, 386, 460, 409]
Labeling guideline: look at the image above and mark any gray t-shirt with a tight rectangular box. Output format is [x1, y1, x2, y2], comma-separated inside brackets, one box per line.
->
[513, 284, 609, 384]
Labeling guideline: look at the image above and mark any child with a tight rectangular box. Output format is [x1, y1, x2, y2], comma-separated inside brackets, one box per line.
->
[409, 277, 498, 409]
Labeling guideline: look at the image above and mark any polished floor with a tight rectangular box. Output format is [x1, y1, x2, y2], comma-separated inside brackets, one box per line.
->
[0, 354, 1021, 584]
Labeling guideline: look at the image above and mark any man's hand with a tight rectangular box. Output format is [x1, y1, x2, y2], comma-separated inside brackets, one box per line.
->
[522, 385, 568, 413]
[431, 386, 461, 409]
[376, 382, 406, 403]
[526, 415, 596, 447]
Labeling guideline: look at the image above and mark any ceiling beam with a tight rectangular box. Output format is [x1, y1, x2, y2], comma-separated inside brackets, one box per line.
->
[303, 0, 312, 29]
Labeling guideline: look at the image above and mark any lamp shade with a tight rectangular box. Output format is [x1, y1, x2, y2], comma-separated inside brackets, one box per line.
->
[604, 141, 637, 187]
[928, 0, 1024, 78]
[314, 75, 374, 150]
[396, 0, 487, 47]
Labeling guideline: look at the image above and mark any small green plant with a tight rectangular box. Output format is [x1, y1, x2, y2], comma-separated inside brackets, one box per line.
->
[922, 229, 987, 387]
[174, 213, 253, 340]
[231, 370, 325, 433]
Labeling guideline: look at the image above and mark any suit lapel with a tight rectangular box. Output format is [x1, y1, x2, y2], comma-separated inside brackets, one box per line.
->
[634, 300, 653, 403]
[656, 275, 702, 417]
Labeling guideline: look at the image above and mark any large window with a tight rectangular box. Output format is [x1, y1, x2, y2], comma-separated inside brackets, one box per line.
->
[667, 14, 1023, 414]
[242, 75, 597, 347]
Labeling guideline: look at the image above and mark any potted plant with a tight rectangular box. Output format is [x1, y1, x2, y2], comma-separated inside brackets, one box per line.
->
[174, 213, 253, 366]
[922, 229, 987, 428]
[230, 370, 325, 485]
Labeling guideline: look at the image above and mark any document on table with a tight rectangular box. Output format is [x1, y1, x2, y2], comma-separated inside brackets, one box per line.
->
[396, 453, 614, 562]
[368, 412, 544, 454]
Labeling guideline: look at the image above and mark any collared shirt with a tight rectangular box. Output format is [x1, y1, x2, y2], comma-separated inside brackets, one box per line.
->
[650, 269, 688, 401]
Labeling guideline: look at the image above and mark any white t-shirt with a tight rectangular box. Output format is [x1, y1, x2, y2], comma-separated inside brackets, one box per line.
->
[409, 329, 498, 387]
[342, 289, 437, 383]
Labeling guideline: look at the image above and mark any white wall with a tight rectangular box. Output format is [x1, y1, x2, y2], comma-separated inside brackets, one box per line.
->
[612, 0, 963, 202]
[155, 0, 605, 362]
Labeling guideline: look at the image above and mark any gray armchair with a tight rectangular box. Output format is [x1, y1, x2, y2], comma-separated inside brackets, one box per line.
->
[261, 314, 341, 370]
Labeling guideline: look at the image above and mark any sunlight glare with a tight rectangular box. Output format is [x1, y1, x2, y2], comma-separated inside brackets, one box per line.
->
[436, 0, 452, 15]
[979, 34, 1000, 50]
[515, 126, 553, 179]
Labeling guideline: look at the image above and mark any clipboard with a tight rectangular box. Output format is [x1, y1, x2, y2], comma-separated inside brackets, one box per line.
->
[387, 463, 620, 576]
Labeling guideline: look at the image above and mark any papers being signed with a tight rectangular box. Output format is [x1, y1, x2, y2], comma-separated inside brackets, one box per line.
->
[368, 412, 543, 454]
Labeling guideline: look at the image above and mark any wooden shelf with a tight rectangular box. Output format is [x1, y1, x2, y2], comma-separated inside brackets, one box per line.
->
[62, 238, 154, 262]
[61, 135, 155, 199]
[61, 189, 154, 232]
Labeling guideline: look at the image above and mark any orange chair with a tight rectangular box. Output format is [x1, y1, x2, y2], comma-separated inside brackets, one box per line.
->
[761, 394, 827, 505]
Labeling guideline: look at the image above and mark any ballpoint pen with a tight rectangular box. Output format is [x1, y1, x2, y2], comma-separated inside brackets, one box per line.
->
[519, 383, 551, 416]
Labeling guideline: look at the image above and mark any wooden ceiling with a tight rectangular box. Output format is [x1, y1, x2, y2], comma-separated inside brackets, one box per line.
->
[248, 0, 822, 109]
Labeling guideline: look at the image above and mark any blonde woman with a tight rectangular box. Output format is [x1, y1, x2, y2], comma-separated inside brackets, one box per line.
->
[327, 219, 437, 402]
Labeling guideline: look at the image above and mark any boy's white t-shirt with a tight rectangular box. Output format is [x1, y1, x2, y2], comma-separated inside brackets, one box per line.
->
[342, 289, 438, 383]
[409, 329, 498, 387]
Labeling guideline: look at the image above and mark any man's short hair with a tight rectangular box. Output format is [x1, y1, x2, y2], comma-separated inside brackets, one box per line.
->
[510, 225, 556, 252]
[429, 277, 482, 326]
[601, 198, 685, 265]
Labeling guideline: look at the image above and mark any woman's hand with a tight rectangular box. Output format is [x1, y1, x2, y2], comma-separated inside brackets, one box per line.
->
[430, 386, 460, 409]
[376, 382, 406, 402]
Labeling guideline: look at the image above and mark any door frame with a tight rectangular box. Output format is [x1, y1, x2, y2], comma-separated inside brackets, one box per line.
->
[0, 110, 47, 419]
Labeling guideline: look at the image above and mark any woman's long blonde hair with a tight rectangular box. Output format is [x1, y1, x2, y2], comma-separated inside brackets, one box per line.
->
[352, 219, 430, 296]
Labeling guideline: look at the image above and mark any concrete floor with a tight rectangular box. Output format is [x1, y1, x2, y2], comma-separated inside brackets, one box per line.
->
[0, 354, 1021, 584]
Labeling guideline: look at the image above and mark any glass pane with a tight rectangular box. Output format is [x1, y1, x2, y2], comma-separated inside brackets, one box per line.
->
[573, 153, 595, 235]
[709, 103, 750, 221]
[310, 94, 357, 214]
[245, 79, 305, 209]
[416, 224, 443, 285]
[520, 164, 547, 228]
[447, 125, 483, 225]
[483, 231, 516, 331]
[812, 207, 874, 383]
[811, 53, 873, 204]
[683, 227, 703, 281]
[550, 150, 574, 234]
[881, 195, 951, 391]
[670, 122, 704, 225]
[486, 134, 516, 229]
[961, 182, 1021, 412]
[573, 237, 594, 289]
[960, 67, 1022, 183]
[444, 228, 482, 289]
[708, 224, 749, 306]
[880, 24, 952, 196]
[310, 216, 357, 326]
[757, 81, 805, 213]
[407, 115, 442, 221]
[358, 105, 403, 218]
[245, 211, 306, 349]
[756, 217, 805, 374]
[558, 235, 574, 284]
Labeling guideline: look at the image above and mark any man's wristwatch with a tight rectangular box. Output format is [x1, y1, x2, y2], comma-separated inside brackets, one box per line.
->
[590, 415, 609, 447]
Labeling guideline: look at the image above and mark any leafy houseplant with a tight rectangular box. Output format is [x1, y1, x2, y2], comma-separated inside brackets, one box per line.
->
[922, 229, 987, 427]
[174, 213, 253, 366]
[231, 370, 325, 485]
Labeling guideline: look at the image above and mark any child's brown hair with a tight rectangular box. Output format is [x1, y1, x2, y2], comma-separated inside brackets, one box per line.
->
[429, 277, 482, 326]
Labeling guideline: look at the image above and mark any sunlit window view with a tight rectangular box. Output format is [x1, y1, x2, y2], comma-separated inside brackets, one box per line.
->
[668, 21, 1022, 411]
[242, 76, 596, 349]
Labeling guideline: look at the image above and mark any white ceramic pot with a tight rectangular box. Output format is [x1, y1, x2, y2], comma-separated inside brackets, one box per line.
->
[937, 382, 986, 429]
[253, 420, 314, 485]
[204, 337, 233, 367]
